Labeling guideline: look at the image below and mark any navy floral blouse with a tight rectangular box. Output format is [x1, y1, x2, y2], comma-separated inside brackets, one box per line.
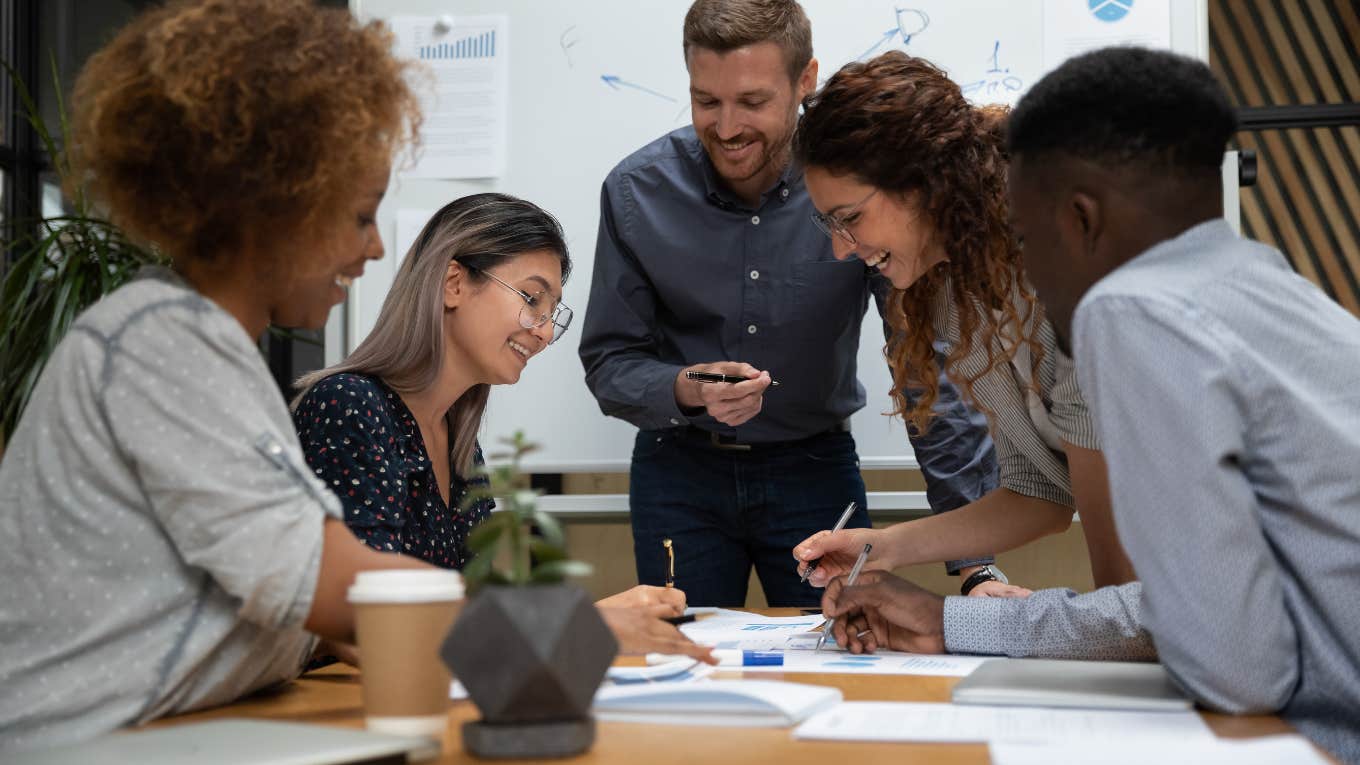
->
[292, 372, 494, 569]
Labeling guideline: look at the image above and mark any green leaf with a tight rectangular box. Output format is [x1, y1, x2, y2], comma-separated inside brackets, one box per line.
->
[530, 560, 593, 583]
[528, 538, 566, 563]
[466, 515, 507, 555]
[531, 509, 565, 549]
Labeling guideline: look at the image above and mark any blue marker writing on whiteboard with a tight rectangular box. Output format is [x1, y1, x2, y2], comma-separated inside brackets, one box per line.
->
[712, 649, 784, 667]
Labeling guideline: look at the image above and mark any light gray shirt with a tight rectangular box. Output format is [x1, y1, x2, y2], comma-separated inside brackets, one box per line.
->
[1075, 220, 1360, 763]
[0, 268, 341, 751]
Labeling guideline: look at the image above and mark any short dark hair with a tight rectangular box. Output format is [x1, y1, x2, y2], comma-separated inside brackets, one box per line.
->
[1007, 47, 1236, 177]
[683, 0, 812, 81]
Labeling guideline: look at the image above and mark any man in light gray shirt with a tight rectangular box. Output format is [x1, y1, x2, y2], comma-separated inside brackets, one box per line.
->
[1009, 48, 1360, 763]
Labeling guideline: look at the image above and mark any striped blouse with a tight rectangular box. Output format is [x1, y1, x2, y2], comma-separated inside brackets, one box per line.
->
[927, 274, 1100, 509]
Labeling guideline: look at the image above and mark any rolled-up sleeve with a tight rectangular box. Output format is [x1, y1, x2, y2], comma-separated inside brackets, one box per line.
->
[579, 177, 692, 430]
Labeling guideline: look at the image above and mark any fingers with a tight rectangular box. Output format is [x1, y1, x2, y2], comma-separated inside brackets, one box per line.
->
[639, 603, 682, 619]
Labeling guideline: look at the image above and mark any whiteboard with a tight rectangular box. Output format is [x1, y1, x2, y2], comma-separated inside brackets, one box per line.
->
[341, 0, 1206, 473]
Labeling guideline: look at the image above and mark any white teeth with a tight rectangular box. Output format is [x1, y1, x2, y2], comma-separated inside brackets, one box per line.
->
[865, 251, 890, 268]
[335, 275, 353, 288]
[721, 140, 752, 151]
[508, 340, 530, 358]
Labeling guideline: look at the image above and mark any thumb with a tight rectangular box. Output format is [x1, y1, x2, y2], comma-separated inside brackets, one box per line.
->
[794, 531, 831, 561]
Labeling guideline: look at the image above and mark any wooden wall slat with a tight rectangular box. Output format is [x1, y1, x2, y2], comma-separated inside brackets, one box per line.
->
[1210, 0, 1360, 317]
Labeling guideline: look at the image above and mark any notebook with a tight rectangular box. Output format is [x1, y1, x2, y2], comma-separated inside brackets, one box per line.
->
[9, 719, 438, 765]
[951, 658, 1192, 711]
[593, 679, 841, 727]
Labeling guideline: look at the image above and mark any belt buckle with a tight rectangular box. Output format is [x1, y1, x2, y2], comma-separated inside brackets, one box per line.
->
[709, 431, 751, 451]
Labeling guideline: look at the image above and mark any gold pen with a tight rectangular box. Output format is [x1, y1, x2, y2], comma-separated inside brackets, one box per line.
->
[663, 538, 675, 588]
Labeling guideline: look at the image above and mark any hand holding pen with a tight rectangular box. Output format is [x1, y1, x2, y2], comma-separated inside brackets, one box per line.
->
[675, 362, 773, 428]
[816, 543, 872, 652]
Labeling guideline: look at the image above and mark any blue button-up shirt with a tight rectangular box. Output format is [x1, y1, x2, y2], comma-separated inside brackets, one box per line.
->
[579, 126, 997, 546]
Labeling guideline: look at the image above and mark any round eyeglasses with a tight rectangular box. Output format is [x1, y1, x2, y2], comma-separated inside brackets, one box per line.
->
[474, 268, 574, 344]
[810, 188, 879, 246]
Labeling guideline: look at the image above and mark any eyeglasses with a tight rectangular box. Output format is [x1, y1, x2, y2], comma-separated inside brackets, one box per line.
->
[810, 188, 879, 246]
[473, 268, 574, 344]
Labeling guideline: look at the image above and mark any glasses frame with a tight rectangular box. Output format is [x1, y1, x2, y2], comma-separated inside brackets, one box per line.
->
[473, 267, 573, 344]
[810, 188, 879, 246]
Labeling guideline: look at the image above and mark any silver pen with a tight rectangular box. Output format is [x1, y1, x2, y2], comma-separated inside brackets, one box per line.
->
[799, 501, 859, 584]
[816, 543, 872, 652]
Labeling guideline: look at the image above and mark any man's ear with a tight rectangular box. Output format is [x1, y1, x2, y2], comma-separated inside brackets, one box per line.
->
[1070, 190, 1103, 260]
[443, 261, 466, 310]
[797, 57, 818, 102]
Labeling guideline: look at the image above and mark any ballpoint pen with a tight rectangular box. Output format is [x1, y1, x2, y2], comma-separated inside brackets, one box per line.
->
[684, 370, 781, 387]
[816, 543, 872, 652]
[799, 501, 859, 583]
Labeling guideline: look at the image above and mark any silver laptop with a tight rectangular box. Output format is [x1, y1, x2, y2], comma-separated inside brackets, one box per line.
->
[9, 719, 438, 765]
[952, 658, 1192, 712]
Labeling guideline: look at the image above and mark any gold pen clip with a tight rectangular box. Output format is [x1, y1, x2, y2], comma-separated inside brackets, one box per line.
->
[663, 538, 675, 588]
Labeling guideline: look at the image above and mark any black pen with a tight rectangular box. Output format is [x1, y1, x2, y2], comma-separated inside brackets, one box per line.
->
[685, 370, 781, 387]
[662, 613, 697, 626]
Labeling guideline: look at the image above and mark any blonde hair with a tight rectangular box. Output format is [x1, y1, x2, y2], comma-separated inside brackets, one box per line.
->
[293, 194, 569, 477]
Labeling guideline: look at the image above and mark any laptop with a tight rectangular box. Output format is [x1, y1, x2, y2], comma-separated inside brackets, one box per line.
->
[951, 658, 1193, 712]
[10, 719, 439, 765]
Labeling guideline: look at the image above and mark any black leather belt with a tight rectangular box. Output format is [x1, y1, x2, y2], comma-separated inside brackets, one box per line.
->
[684, 421, 850, 451]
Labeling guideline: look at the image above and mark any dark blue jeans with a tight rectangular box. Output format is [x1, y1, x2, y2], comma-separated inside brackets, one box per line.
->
[629, 428, 870, 607]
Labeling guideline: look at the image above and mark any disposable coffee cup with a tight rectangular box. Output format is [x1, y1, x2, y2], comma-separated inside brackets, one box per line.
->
[347, 570, 465, 740]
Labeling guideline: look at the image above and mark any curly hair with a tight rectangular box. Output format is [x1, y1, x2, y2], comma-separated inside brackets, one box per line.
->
[67, 0, 421, 262]
[793, 51, 1038, 432]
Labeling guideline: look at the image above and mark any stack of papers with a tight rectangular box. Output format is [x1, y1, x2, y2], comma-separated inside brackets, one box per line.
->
[991, 735, 1329, 765]
[594, 679, 841, 727]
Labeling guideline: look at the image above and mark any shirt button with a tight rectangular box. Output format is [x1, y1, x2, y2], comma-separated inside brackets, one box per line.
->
[749, 270, 760, 280]
[670, 418, 680, 426]
[780, 188, 790, 199]
[747, 324, 758, 334]
[751, 215, 761, 225]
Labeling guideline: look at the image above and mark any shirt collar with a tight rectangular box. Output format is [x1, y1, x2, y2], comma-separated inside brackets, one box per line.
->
[697, 145, 801, 211]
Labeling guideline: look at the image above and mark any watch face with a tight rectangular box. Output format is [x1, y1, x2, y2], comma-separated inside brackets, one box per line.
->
[986, 566, 1009, 585]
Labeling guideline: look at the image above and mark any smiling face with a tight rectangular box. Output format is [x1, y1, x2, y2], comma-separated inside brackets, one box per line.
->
[444, 249, 563, 386]
[687, 41, 815, 200]
[269, 164, 389, 330]
[804, 166, 948, 289]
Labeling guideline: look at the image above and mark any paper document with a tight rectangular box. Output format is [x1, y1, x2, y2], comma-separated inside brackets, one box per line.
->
[391, 15, 509, 178]
[595, 679, 841, 728]
[793, 701, 1212, 746]
[675, 610, 985, 676]
[991, 734, 1329, 765]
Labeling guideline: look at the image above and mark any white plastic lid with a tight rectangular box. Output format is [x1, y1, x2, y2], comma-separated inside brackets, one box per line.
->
[347, 569, 465, 604]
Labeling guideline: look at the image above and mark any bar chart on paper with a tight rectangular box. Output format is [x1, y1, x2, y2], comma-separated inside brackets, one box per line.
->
[418, 28, 497, 60]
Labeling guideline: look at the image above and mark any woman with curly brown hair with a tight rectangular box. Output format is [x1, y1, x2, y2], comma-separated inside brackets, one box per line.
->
[790, 52, 1137, 609]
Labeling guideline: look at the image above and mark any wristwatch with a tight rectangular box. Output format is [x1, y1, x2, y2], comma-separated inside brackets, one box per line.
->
[960, 565, 1008, 595]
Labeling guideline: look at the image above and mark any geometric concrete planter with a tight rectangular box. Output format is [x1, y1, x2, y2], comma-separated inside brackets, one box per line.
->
[442, 583, 618, 758]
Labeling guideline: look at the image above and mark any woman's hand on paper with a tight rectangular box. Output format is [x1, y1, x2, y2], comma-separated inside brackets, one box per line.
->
[793, 527, 885, 588]
[595, 584, 686, 616]
[598, 607, 717, 664]
[822, 569, 946, 655]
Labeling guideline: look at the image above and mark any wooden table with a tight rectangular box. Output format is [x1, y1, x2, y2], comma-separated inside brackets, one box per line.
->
[151, 610, 1300, 765]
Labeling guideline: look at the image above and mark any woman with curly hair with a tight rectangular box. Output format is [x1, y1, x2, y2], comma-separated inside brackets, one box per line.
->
[0, 0, 429, 748]
[790, 52, 1136, 600]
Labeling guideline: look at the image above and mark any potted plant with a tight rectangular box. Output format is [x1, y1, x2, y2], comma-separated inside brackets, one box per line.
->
[0, 61, 165, 445]
[441, 432, 618, 759]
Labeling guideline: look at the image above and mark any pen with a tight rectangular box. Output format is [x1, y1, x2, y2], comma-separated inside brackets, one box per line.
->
[685, 370, 781, 387]
[663, 538, 675, 588]
[799, 501, 859, 583]
[661, 613, 697, 626]
[817, 543, 872, 652]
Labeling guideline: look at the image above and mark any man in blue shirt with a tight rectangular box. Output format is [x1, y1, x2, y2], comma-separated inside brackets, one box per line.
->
[578, 0, 996, 607]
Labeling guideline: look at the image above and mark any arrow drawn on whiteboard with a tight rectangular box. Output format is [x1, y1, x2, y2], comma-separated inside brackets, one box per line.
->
[560, 26, 579, 68]
[857, 8, 930, 60]
[600, 74, 678, 102]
